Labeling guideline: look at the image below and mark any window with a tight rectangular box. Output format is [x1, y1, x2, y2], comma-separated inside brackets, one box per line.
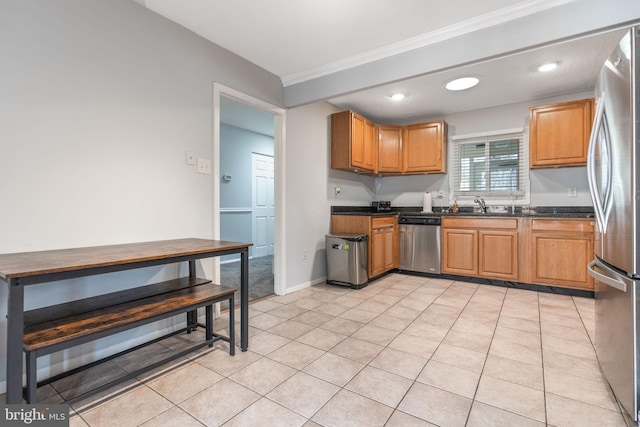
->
[450, 128, 529, 203]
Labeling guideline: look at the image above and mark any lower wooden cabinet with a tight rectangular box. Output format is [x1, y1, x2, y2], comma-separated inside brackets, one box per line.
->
[331, 215, 398, 278]
[332, 214, 593, 291]
[442, 216, 594, 290]
[529, 218, 595, 290]
[442, 217, 518, 280]
[479, 229, 519, 280]
[370, 217, 397, 277]
[442, 228, 478, 275]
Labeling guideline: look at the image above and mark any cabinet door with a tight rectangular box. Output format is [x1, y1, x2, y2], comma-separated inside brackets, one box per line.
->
[330, 111, 375, 173]
[530, 98, 594, 168]
[383, 226, 395, 270]
[370, 216, 398, 277]
[370, 227, 386, 277]
[530, 219, 594, 290]
[442, 228, 478, 275]
[531, 232, 594, 289]
[363, 120, 377, 172]
[479, 230, 518, 280]
[403, 121, 447, 173]
[378, 126, 403, 173]
[351, 113, 366, 169]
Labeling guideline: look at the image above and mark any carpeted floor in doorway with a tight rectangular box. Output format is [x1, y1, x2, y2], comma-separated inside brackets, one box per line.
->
[220, 255, 274, 309]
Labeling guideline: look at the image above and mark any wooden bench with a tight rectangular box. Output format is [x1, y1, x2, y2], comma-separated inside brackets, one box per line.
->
[22, 277, 236, 404]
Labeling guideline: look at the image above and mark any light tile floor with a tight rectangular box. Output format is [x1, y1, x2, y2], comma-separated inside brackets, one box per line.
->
[23, 274, 632, 426]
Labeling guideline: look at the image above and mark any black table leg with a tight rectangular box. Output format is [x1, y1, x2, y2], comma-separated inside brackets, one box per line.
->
[186, 260, 197, 332]
[240, 248, 249, 351]
[6, 278, 24, 403]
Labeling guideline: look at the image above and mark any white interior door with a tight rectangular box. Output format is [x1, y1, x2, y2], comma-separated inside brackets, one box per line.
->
[252, 153, 274, 258]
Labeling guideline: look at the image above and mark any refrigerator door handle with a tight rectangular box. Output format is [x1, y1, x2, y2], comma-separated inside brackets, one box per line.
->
[587, 93, 614, 233]
[588, 260, 627, 292]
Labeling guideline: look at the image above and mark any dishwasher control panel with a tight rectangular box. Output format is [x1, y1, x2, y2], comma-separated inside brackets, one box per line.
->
[399, 216, 441, 225]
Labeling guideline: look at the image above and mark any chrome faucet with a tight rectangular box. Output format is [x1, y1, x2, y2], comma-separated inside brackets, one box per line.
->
[474, 197, 487, 213]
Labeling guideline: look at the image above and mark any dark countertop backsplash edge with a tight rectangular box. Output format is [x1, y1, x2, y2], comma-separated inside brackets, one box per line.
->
[331, 205, 595, 218]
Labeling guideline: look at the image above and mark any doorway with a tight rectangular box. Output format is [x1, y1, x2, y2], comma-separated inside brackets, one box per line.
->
[213, 83, 286, 297]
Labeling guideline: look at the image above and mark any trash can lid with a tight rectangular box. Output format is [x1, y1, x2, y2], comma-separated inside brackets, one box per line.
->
[326, 233, 368, 242]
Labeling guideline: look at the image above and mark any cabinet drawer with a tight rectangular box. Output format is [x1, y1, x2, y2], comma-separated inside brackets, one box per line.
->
[531, 219, 594, 233]
[442, 217, 517, 230]
[371, 216, 396, 229]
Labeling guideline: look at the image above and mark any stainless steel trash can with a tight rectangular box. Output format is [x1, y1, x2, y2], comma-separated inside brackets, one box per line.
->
[325, 233, 368, 289]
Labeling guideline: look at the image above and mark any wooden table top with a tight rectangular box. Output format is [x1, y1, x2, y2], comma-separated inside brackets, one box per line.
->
[0, 238, 252, 280]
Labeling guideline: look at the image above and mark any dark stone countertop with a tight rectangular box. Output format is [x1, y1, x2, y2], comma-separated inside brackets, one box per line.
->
[331, 206, 595, 219]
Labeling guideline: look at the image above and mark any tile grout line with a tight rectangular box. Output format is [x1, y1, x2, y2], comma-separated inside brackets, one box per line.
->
[378, 277, 456, 425]
[537, 290, 549, 427]
[463, 284, 507, 427]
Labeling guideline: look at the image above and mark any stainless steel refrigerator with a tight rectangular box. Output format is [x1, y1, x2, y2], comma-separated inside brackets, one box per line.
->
[587, 27, 640, 422]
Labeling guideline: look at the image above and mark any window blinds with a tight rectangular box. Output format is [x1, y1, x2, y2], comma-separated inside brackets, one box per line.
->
[450, 128, 529, 198]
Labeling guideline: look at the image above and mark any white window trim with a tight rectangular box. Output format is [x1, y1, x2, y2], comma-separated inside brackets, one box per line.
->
[449, 127, 530, 207]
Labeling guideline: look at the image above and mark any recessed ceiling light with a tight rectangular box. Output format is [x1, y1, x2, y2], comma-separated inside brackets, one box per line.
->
[537, 62, 558, 72]
[390, 93, 406, 101]
[445, 77, 480, 91]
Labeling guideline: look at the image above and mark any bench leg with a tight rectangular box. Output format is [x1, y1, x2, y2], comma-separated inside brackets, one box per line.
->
[229, 294, 235, 356]
[25, 350, 37, 404]
[186, 310, 197, 333]
[205, 305, 213, 347]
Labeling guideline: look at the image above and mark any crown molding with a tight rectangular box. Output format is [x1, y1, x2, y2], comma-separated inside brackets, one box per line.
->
[281, 0, 577, 87]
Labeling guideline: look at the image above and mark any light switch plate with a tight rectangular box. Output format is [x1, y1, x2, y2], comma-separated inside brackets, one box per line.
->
[197, 158, 211, 174]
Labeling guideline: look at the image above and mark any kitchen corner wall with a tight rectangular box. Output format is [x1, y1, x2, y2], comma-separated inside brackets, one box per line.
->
[374, 90, 594, 208]
[285, 102, 375, 291]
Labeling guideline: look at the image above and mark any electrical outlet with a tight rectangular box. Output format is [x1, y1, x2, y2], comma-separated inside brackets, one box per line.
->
[197, 158, 211, 174]
[568, 187, 577, 197]
[302, 249, 308, 260]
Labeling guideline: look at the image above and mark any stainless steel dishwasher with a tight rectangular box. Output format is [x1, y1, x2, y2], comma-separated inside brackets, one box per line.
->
[398, 216, 441, 274]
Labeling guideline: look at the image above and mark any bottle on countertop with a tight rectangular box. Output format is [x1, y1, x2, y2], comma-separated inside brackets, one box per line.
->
[452, 199, 459, 213]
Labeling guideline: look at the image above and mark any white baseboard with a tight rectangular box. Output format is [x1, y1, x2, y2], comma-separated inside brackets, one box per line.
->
[284, 276, 326, 295]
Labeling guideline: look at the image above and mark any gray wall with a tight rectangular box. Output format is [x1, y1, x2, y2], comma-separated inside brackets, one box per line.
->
[374, 91, 594, 209]
[0, 0, 282, 391]
[220, 124, 274, 259]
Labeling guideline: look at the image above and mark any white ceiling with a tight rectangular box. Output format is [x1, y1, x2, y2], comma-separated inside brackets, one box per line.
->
[135, 0, 639, 124]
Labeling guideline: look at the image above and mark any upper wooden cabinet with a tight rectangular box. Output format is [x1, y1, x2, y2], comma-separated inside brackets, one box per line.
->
[331, 111, 447, 175]
[378, 126, 403, 173]
[331, 111, 376, 173]
[529, 98, 594, 168]
[403, 121, 447, 174]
